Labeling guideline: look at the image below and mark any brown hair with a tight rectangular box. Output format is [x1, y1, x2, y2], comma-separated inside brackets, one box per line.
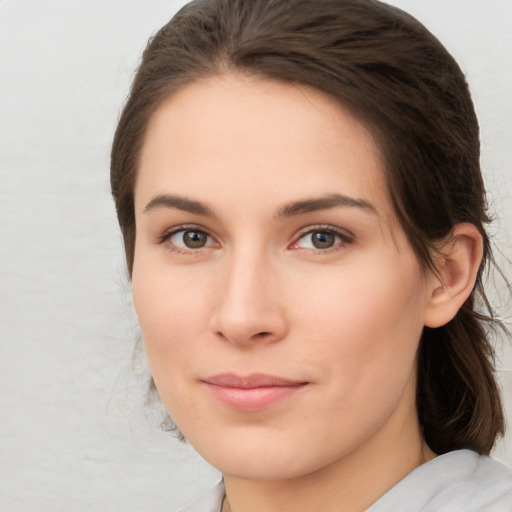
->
[111, 0, 505, 454]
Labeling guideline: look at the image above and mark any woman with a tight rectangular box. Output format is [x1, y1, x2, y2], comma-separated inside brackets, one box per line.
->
[110, 0, 512, 510]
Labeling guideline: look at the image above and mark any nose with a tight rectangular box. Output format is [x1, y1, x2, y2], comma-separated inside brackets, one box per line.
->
[209, 250, 288, 347]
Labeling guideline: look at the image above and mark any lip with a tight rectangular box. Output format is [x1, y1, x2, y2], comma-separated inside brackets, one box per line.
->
[201, 373, 309, 411]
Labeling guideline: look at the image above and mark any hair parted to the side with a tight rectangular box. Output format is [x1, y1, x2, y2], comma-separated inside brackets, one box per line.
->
[111, 0, 506, 454]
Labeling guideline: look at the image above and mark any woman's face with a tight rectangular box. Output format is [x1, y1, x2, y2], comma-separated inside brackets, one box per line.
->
[132, 75, 435, 479]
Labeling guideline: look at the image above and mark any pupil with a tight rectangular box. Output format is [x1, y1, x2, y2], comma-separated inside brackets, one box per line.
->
[184, 230, 207, 248]
[312, 231, 334, 249]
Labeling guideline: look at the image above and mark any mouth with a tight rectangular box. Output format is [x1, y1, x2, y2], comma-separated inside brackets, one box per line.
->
[201, 373, 309, 411]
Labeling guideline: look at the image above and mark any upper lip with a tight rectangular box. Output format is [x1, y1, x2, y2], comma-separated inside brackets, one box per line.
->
[202, 373, 308, 388]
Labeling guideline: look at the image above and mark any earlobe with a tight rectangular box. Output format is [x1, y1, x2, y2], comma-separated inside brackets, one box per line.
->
[423, 223, 484, 328]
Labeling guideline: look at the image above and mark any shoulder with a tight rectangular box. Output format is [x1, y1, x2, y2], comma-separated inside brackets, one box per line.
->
[368, 450, 512, 511]
[176, 480, 225, 512]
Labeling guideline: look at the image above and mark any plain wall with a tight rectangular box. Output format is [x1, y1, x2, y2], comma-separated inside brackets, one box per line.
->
[0, 1, 510, 511]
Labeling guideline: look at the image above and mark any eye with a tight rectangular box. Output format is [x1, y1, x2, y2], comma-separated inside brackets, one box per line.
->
[163, 228, 218, 251]
[293, 228, 352, 251]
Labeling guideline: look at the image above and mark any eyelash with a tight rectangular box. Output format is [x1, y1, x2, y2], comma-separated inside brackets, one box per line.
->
[290, 225, 354, 253]
[157, 225, 217, 255]
[157, 224, 354, 255]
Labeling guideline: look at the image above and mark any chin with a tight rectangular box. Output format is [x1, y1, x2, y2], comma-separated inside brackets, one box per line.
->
[186, 427, 340, 481]
[209, 454, 314, 481]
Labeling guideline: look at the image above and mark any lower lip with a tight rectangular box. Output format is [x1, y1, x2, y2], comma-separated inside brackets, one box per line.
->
[202, 383, 307, 411]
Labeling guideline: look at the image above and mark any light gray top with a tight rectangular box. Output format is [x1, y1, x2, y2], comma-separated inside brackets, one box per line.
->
[178, 450, 512, 511]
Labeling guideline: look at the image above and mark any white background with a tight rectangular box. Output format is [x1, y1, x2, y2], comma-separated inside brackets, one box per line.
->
[0, 1, 511, 511]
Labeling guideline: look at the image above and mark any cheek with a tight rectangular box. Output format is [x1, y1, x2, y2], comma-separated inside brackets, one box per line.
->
[294, 254, 426, 385]
[131, 260, 212, 384]
[285, 261, 425, 450]
[297, 253, 425, 338]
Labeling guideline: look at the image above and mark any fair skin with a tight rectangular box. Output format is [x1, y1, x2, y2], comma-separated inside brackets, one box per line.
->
[132, 74, 482, 512]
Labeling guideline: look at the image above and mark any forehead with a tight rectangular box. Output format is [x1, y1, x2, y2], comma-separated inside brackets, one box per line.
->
[136, 74, 392, 221]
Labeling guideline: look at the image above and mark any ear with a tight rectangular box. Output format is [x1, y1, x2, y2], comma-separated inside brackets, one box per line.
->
[423, 223, 484, 328]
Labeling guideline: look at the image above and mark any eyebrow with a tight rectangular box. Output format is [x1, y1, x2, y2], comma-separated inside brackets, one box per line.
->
[143, 194, 214, 216]
[275, 193, 377, 218]
[143, 192, 377, 218]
